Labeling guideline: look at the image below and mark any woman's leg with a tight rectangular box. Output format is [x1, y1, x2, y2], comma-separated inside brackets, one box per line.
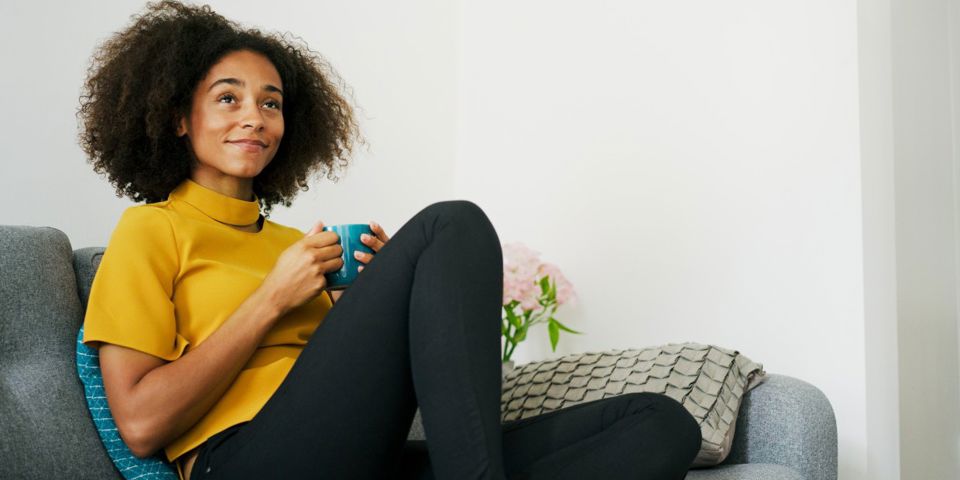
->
[398, 393, 701, 480]
[499, 392, 701, 479]
[191, 200, 506, 480]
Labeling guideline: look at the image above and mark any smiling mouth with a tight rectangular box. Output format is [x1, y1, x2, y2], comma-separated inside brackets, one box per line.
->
[229, 141, 267, 153]
[228, 139, 267, 146]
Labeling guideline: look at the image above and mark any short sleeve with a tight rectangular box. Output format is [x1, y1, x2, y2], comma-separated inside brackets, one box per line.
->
[82, 206, 190, 361]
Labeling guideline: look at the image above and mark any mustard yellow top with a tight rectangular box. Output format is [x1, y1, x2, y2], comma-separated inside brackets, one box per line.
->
[82, 178, 331, 479]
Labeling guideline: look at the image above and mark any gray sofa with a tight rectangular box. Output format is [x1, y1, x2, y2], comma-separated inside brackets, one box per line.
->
[0, 225, 838, 479]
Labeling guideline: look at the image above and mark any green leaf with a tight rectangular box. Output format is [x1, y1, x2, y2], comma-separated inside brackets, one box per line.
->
[548, 320, 560, 351]
[505, 306, 522, 328]
[515, 326, 527, 343]
[551, 318, 583, 334]
[539, 276, 550, 294]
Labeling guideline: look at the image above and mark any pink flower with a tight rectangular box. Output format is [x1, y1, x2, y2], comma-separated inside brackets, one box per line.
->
[539, 262, 577, 306]
[500, 242, 580, 360]
[501, 242, 577, 312]
[520, 295, 542, 311]
[503, 243, 540, 278]
[502, 242, 541, 307]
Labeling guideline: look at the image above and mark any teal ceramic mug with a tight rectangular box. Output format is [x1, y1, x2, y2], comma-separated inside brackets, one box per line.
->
[322, 224, 375, 290]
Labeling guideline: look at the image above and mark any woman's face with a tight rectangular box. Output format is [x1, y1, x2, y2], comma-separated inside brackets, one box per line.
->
[176, 49, 284, 183]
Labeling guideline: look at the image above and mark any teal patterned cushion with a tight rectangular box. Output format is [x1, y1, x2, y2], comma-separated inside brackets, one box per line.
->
[76, 326, 178, 479]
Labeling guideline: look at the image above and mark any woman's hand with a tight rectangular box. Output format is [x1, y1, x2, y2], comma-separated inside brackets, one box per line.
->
[260, 221, 343, 316]
[355, 221, 391, 272]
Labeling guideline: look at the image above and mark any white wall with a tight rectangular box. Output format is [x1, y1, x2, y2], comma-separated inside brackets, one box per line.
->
[890, 0, 960, 478]
[858, 0, 902, 477]
[454, 1, 868, 478]
[4, 1, 960, 478]
[0, 0, 458, 248]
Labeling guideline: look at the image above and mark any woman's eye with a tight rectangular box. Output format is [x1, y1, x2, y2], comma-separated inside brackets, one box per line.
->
[218, 94, 236, 104]
[264, 100, 281, 110]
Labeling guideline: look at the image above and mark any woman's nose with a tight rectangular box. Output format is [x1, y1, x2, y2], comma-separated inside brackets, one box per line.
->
[240, 101, 265, 130]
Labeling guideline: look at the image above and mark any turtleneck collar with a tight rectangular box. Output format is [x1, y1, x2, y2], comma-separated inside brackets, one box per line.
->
[169, 178, 261, 226]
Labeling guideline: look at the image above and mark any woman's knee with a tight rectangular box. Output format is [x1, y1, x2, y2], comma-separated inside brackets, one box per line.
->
[606, 392, 681, 413]
[417, 200, 496, 238]
[614, 393, 701, 452]
[649, 394, 701, 457]
[421, 200, 485, 222]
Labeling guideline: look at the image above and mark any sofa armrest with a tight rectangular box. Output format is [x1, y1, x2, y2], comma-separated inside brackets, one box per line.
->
[722, 374, 837, 480]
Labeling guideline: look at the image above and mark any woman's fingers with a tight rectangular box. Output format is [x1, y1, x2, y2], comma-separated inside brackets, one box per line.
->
[354, 250, 374, 264]
[322, 256, 344, 274]
[363, 221, 391, 250]
[355, 221, 390, 269]
[360, 234, 383, 252]
[371, 221, 390, 241]
[306, 220, 324, 237]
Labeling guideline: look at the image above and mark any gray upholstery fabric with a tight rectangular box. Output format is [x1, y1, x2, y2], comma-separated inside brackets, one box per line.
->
[688, 463, 803, 480]
[408, 409, 427, 441]
[0, 224, 838, 479]
[723, 374, 838, 480]
[0, 226, 120, 479]
[73, 247, 104, 312]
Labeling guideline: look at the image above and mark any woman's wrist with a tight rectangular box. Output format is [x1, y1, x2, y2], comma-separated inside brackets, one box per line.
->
[252, 286, 287, 323]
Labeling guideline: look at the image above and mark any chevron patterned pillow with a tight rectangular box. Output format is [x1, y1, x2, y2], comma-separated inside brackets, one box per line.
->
[500, 342, 766, 466]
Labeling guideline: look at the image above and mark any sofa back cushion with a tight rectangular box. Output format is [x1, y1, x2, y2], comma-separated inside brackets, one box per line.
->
[0, 226, 119, 479]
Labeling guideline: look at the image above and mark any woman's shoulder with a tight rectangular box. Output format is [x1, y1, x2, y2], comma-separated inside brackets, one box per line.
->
[117, 202, 174, 226]
[108, 203, 177, 248]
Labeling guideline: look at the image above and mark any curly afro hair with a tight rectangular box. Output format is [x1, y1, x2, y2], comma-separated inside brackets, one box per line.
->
[78, 0, 362, 217]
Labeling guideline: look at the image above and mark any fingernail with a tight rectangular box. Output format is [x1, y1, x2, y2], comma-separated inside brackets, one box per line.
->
[360, 234, 370, 241]
[354, 251, 363, 259]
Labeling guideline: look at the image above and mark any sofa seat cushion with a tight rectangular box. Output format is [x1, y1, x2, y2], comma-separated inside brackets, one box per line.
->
[686, 463, 803, 480]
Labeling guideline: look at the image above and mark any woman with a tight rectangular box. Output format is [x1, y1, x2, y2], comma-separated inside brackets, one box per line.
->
[78, 2, 701, 479]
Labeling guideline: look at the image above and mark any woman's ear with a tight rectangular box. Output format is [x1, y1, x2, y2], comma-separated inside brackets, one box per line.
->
[175, 115, 188, 137]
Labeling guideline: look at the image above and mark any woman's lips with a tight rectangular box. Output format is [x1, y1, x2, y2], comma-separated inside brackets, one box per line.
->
[228, 141, 266, 153]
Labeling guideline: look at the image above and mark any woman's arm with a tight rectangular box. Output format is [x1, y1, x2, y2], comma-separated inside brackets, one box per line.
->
[100, 286, 282, 458]
[99, 226, 342, 459]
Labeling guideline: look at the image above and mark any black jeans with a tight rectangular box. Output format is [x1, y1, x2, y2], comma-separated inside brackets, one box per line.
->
[190, 201, 701, 480]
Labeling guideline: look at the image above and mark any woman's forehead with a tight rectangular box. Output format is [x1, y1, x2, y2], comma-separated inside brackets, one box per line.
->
[202, 50, 282, 89]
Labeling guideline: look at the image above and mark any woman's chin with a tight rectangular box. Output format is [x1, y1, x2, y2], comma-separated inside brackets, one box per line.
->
[224, 161, 271, 178]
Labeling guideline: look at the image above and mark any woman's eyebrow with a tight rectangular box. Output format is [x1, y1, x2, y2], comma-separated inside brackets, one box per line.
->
[207, 78, 284, 96]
